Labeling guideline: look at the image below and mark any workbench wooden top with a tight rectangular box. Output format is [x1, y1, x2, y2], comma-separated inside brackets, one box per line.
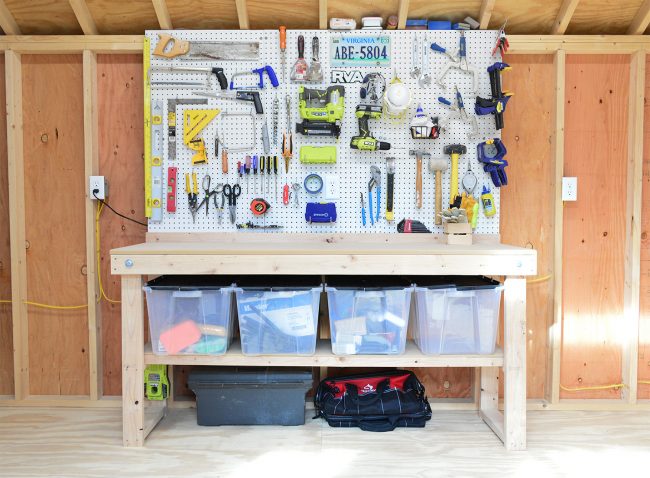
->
[110, 237, 537, 276]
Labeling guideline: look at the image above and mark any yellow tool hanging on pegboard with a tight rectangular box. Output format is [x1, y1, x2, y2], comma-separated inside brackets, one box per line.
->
[184, 109, 220, 165]
[143, 36, 153, 218]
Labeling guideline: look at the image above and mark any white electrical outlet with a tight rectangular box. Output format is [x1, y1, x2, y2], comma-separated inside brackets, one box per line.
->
[562, 177, 577, 201]
[89, 176, 107, 200]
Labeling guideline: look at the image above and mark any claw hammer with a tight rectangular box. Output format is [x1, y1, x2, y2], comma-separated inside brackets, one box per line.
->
[410, 150, 430, 209]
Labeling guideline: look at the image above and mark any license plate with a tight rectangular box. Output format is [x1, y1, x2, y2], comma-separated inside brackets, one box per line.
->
[330, 36, 391, 67]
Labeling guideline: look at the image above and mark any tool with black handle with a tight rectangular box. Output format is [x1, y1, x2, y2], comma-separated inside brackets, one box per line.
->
[386, 157, 395, 222]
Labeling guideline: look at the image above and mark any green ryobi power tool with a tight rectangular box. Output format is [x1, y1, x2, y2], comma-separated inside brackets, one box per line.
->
[144, 364, 169, 401]
[296, 85, 345, 138]
[350, 104, 391, 151]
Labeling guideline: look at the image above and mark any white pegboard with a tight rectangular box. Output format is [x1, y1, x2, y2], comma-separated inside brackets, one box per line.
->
[146, 29, 504, 234]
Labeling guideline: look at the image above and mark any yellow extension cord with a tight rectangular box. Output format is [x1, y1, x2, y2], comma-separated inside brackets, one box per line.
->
[0, 201, 120, 309]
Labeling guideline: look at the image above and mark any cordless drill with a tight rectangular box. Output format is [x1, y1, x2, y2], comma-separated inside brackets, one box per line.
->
[350, 105, 391, 151]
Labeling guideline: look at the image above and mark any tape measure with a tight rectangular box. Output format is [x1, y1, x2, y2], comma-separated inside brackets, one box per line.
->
[304, 173, 323, 194]
[250, 198, 271, 215]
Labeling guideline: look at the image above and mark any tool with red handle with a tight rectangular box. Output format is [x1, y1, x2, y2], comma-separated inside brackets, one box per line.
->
[166, 167, 177, 213]
[279, 26, 287, 83]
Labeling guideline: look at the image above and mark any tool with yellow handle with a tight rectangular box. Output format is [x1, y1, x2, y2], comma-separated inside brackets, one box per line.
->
[443, 144, 467, 207]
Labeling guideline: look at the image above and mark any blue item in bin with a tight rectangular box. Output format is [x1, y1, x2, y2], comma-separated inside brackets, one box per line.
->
[428, 20, 452, 30]
[406, 19, 428, 28]
[236, 285, 320, 355]
[326, 283, 413, 355]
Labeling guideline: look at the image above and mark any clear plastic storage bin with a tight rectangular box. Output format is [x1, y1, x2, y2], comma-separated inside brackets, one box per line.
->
[143, 276, 237, 356]
[412, 277, 503, 355]
[325, 277, 414, 355]
[235, 276, 322, 355]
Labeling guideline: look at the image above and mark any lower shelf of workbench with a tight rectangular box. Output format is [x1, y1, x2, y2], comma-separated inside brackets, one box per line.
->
[144, 340, 504, 368]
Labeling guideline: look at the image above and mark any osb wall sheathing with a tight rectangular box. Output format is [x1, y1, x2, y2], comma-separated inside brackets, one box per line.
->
[501, 54, 555, 399]
[97, 54, 146, 396]
[560, 55, 630, 399]
[0, 51, 644, 400]
[22, 55, 89, 395]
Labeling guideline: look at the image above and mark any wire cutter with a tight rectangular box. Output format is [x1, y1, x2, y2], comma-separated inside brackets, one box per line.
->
[492, 20, 509, 57]
[367, 165, 381, 225]
[185, 171, 198, 223]
[223, 183, 241, 224]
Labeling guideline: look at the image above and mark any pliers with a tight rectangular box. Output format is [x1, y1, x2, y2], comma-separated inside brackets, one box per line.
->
[185, 172, 199, 223]
[367, 165, 381, 225]
[436, 31, 477, 93]
[492, 20, 509, 57]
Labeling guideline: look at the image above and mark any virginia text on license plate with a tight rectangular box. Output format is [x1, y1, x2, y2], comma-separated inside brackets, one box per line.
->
[330, 36, 391, 67]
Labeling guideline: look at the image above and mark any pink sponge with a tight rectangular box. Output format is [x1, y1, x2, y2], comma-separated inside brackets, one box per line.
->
[160, 320, 201, 354]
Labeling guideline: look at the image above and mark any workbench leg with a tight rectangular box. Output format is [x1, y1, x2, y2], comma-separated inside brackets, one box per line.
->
[122, 275, 145, 447]
[478, 366, 503, 443]
[503, 277, 527, 450]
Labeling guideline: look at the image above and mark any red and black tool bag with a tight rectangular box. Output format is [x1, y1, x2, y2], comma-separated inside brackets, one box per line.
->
[314, 370, 432, 432]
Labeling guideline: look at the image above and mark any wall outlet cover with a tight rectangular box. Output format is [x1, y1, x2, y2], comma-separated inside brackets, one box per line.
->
[562, 177, 577, 201]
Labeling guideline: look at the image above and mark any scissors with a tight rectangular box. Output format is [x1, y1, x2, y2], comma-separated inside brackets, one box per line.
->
[223, 183, 241, 224]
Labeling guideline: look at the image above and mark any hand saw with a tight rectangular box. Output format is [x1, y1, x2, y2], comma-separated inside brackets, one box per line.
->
[153, 33, 259, 60]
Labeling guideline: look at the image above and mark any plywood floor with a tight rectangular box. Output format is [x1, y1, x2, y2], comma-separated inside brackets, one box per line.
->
[0, 408, 649, 477]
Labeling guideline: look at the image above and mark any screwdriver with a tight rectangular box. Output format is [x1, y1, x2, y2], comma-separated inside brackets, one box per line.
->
[279, 26, 287, 83]
[273, 155, 278, 198]
[237, 160, 242, 184]
[266, 155, 272, 195]
[252, 155, 258, 193]
[245, 155, 251, 193]
[260, 156, 266, 196]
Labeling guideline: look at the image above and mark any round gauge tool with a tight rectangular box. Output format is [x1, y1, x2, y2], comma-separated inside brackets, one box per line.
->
[481, 141, 499, 159]
[304, 173, 323, 194]
[250, 198, 270, 216]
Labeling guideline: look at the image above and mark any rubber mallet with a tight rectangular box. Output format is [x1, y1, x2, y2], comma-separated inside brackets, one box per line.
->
[443, 144, 467, 207]
[428, 157, 448, 225]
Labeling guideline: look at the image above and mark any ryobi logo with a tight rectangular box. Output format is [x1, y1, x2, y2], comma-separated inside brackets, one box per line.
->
[331, 70, 364, 84]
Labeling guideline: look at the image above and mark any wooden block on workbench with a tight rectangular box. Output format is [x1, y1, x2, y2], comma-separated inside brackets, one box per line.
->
[444, 223, 473, 245]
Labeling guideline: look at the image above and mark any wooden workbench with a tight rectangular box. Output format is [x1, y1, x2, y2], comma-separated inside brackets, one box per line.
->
[111, 236, 536, 450]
